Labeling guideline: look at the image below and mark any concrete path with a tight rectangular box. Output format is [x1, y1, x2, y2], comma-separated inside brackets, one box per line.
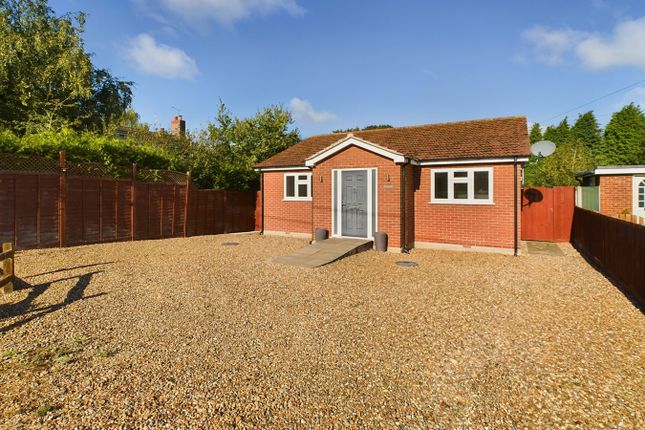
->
[525, 241, 565, 257]
[273, 238, 374, 268]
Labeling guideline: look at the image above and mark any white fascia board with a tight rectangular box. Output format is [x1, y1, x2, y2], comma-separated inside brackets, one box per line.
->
[419, 157, 529, 166]
[254, 166, 310, 172]
[305, 136, 406, 167]
[594, 167, 645, 175]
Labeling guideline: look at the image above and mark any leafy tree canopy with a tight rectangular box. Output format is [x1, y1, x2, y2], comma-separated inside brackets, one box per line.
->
[0, 0, 132, 134]
[599, 103, 645, 165]
[571, 111, 602, 159]
[542, 118, 570, 146]
[0, 101, 300, 190]
[529, 123, 543, 144]
[190, 102, 300, 190]
[524, 138, 595, 187]
[332, 124, 393, 133]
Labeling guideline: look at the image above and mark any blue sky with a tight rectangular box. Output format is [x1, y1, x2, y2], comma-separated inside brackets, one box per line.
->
[50, 0, 645, 136]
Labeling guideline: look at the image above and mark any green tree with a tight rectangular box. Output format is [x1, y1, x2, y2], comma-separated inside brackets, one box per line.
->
[332, 124, 393, 133]
[116, 109, 144, 130]
[529, 122, 543, 144]
[0, 0, 132, 134]
[190, 102, 300, 190]
[542, 118, 570, 146]
[599, 103, 645, 165]
[524, 138, 595, 187]
[571, 111, 602, 159]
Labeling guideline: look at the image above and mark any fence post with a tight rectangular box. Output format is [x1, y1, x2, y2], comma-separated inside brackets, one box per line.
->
[59, 151, 66, 247]
[2, 242, 14, 294]
[131, 163, 137, 241]
[183, 171, 191, 237]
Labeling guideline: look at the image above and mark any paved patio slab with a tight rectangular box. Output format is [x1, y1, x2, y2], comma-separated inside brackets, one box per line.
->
[272, 238, 373, 268]
[525, 241, 566, 256]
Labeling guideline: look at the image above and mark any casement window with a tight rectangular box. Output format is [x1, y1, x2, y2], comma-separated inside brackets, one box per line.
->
[431, 168, 493, 204]
[284, 173, 312, 201]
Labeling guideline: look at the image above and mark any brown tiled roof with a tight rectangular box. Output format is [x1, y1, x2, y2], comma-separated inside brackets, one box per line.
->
[255, 116, 530, 168]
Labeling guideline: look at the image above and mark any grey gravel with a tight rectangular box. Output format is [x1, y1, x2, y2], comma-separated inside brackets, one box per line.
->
[1, 234, 643, 429]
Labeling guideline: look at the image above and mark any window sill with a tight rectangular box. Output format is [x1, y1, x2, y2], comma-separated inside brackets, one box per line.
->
[283, 198, 312, 202]
[429, 200, 495, 206]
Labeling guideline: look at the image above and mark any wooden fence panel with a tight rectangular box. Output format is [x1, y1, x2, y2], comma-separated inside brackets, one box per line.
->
[255, 191, 262, 231]
[100, 180, 117, 242]
[0, 168, 257, 250]
[135, 183, 150, 240]
[172, 185, 185, 237]
[0, 174, 15, 245]
[213, 191, 226, 234]
[116, 181, 132, 241]
[148, 184, 162, 239]
[64, 177, 84, 246]
[572, 207, 645, 305]
[522, 186, 574, 242]
[15, 174, 40, 249]
[38, 175, 59, 248]
[83, 179, 101, 244]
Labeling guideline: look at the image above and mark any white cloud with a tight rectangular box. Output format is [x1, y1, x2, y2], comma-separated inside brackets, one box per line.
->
[159, 0, 305, 27]
[522, 26, 587, 65]
[289, 98, 337, 123]
[576, 18, 645, 69]
[522, 17, 645, 70]
[126, 34, 199, 80]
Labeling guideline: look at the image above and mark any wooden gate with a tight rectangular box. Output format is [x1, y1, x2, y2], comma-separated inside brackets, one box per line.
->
[521, 186, 574, 242]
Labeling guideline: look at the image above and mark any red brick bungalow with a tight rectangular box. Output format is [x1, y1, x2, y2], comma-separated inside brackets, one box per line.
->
[254, 116, 530, 254]
[577, 166, 645, 219]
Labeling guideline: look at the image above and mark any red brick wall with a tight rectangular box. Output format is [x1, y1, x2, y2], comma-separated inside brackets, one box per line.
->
[312, 146, 403, 247]
[262, 170, 312, 235]
[600, 175, 632, 215]
[261, 153, 522, 250]
[413, 164, 521, 249]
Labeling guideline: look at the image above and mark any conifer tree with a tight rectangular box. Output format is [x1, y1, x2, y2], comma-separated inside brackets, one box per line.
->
[529, 123, 543, 144]
[542, 118, 570, 146]
[600, 103, 645, 165]
[571, 111, 602, 160]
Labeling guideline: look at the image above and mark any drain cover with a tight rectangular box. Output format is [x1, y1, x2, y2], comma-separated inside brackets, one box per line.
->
[396, 261, 418, 267]
[222, 242, 239, 246]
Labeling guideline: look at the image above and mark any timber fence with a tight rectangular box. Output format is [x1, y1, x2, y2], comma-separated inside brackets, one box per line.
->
[571, 207, 645, 306]
[0, 152, 256, 250]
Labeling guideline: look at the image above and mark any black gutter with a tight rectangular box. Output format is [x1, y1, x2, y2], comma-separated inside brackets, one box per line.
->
[513, 157, 518, 256]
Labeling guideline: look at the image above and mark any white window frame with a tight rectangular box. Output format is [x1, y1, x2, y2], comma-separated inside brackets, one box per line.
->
[430, 167, 494, 205]
[283, 173, 312, 201]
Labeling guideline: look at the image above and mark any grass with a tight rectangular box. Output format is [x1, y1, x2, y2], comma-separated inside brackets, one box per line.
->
[35, 403, 54, 417]
[2, 348, 20, 359]
[98, 347, 118, 358]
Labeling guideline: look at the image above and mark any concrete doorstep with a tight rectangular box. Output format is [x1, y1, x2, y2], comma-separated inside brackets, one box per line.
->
[272, 238, 373, 268]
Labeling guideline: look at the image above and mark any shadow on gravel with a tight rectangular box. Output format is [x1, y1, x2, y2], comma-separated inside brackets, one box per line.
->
[26, 261, 116, 278]
[572, 244, 645, 314]
[0, 271, 106, 334]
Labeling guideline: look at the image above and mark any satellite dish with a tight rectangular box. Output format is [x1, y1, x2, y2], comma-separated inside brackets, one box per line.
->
[531, 140, 556, 157]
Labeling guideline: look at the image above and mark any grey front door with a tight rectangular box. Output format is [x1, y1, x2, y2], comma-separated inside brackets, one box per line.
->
[341, 170, 368, 237]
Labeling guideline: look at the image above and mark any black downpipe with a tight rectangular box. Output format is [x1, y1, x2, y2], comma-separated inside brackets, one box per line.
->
[310, 169, 314, 244]
[260, 172, 265, 235]
[400, 163, 410, 253]
[513, 157, 518, 256]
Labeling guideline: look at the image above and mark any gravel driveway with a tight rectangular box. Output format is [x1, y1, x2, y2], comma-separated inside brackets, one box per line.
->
[1, 234, 643, 429]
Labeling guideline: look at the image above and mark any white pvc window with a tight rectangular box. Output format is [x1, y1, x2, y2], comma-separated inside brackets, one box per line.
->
[431, 168, 494, 204]
[284, 173, 312, 201]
